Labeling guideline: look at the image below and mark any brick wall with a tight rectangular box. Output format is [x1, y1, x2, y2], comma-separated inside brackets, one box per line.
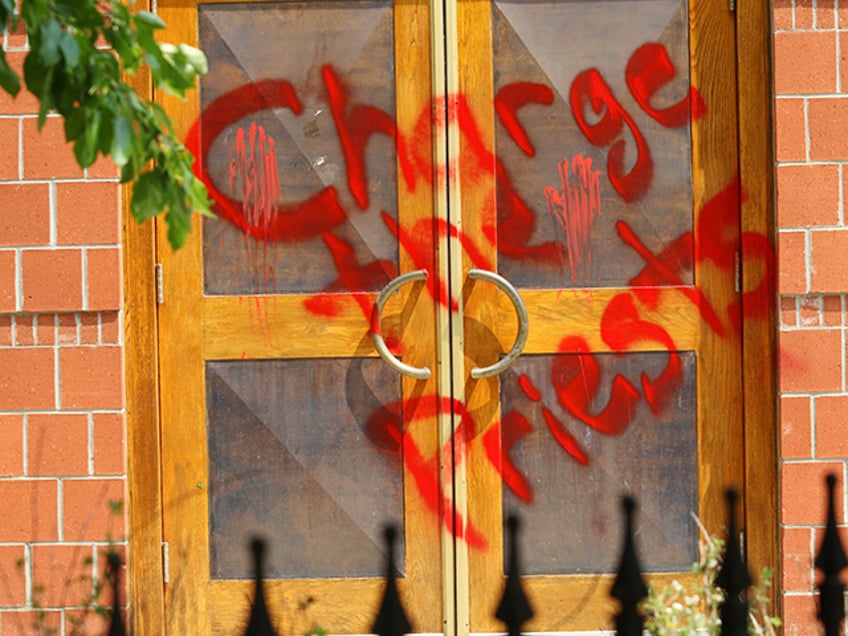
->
[774, 0, 848, 633]
[0, 24, 126, 636]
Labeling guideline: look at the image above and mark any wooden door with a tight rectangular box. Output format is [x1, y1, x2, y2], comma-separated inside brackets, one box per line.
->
[156, 0, 449, 633]
[452, 0, 743, 632]
[155, 0, 743, 634]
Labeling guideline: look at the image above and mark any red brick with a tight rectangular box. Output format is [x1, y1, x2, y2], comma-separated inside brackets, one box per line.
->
[66, 609, 116, 636]
[782, 527, 814, 592]
[100, 312, 121, 344]
[819, 0, 837, 29]
[810, 229, 848, 292]
[0, 315, 11, 345]
[796, 0, 814, 29]
[781, 296, 798, 327]
[14, 314, 33, 346]
[781, 461, 845, 525]
[774, 31, 837, 95]
[0, 53, 40, 116]
[79, 312, 99, 344]
[21, 249, 83, 312]
[0, 249, 16, 312]
[56, 182, 120, 245]
[781, 395, 812, 459]
[0, 118, 19, 179]
[777, 164, 839, 228]
[0, 348, 55, 410]
[96, 543, 129, 603]
[781, 594, 819, 636]
[86, 155, 120, 179]
[799, 295, 821, 327]
[59, 346, 123, 409]
[36, 314, 56, 346]
[0, 414, 23, 476]
[93, 412, 125, 475]
[808, 98, 848, 160]
[57, 313, 78, 345]
[822, 295, 843, 325]
[22, 116, 84, 180]
[4, 18, 26, 49]
[842, 2, 848, 28]
[86, 247, 122, 311]
[30, 544, 94, 607]
[27, 413, 89, 477]
[0, 545, 26, 606]
[0, 479, 58, 541]
[62, 478, 126, 541]
[0, 183, 50, 246]
[778, 231, 808, 294]
[774, 98, 806, 162]
[814, 394, 848, 457]
[779, 328, 842, 393]
[773, 0, 793, 29]
[0, 610, 62, 636]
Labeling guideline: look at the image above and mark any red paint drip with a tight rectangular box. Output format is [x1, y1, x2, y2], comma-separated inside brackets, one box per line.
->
[544, 154, 602, 285]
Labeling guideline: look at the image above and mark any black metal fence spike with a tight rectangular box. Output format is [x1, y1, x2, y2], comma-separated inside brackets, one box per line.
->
[106, 551, 127, 636]
[495, 514, 533, 636]
[371, 523, 413, 636]
[815, 473, 847, 636]
[244, 537, 279, 636]
[716, 488, 751, 636]
[610, 495, 648, 636]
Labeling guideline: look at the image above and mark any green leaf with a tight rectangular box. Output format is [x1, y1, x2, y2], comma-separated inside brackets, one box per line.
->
[36, 18, 63, 66]
[73, 108, 100, 167]
[110, 114, 132, 166]
[131, 171, 167, 222]
[58, 31, 81, 68]
[0, 54, 21, 97]
[64, 106, 86, 142]
[134, 11, 167, 30]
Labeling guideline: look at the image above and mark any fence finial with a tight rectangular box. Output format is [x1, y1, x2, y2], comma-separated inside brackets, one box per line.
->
[106, 551, 127, 636]
[495, 514, 533, 636]
[815, 473, 847, 636]
[716, 488, 750, 636]
[610, 496, 647, 636]
[371, 524, 412, 636]
[244, 537, 279, 636]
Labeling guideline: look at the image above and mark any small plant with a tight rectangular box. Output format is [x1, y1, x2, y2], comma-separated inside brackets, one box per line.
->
[641, 519, 781, 636]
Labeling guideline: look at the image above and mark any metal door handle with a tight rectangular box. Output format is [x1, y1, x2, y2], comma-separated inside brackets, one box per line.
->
[468, 269, 529, 379]
[371, 269, 432, 380]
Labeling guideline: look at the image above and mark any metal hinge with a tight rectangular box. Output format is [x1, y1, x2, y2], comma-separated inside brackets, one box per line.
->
[155, 263, 164, 304]
[162, 541, 170, 583]
[729, 0, 736, 11]
[734, 251, 741, 293]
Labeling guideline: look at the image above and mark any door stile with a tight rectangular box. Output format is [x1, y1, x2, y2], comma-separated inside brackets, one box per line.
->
[155, 2, 210, 632]
[688, 0, 744, 538]
[429, 0, 470, 634]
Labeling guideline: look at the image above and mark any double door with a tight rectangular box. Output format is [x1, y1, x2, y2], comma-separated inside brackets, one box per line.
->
[157, 0, 742, 633]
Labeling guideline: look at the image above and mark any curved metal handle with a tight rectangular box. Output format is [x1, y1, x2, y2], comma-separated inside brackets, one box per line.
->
[468, 269, 529, 379]
[371, 269, 432, 380]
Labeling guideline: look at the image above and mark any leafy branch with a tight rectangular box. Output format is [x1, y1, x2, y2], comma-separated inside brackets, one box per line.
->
[0, 0, 212, 249]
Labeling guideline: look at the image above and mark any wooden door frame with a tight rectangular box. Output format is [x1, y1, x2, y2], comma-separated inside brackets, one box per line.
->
[122, 1, 776, 632]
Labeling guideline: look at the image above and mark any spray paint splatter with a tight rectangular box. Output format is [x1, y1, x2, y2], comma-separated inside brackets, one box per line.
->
[544, 154, 602, 286]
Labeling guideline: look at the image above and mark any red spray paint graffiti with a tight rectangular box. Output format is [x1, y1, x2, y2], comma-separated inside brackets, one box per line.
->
[187, 39, 774, 549]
